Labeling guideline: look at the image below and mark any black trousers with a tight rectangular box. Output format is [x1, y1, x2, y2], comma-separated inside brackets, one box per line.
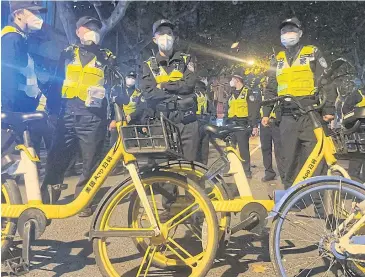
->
[348, 158, 365, 182]
[196, 119, 210, 165]
[43, 113, 107, 198]
[280, 114, 327, 189]
[228, 119, 251, 174]
[260, 122, 285, 181]
[177, 120, 200, 162]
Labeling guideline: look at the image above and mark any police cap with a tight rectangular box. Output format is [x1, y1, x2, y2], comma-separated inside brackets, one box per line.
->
[10, 1, 47, 13]
[76, 16, 102, 29]
[153, 19, 174, 35]
[232, 68, 245, 81]
[126, 71, 137, 78]
[280, 17, 302, 30]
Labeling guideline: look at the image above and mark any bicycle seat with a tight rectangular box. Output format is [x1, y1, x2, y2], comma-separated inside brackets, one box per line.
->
[204, 124, 247, 139]
[1, 111, 46, 130]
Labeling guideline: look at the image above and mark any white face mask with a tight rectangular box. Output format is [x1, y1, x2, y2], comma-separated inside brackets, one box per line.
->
[229, 79, 236, 87]
[157, 35, 174, 52]
[281, 32, 301, 48]
[126, 77, 136, 87]
[26, 13, 43, 31]
[83, 31, 100, 45]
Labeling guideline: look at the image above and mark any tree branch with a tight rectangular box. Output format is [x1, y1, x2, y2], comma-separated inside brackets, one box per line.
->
[172, 2, 199, 24]
[57, 1, 77, 44]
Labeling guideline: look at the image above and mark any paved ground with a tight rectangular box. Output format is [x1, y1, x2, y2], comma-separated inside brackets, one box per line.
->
[2, 136, 288, 277]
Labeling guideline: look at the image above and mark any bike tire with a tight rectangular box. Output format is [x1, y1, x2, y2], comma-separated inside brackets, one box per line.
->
[93, 171, 219, 277]
[269, 178, 365, 277]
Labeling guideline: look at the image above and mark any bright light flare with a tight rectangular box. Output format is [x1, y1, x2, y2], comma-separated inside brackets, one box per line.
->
[231, 42, 239, 49]
[247, 60, 255, 65]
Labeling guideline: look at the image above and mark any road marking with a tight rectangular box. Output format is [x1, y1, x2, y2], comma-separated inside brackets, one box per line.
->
[250, 144, 261, 155]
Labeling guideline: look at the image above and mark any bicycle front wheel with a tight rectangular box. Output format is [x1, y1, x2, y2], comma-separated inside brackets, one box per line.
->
[93, 171, 219, 277]
[270, 178, 365, 277]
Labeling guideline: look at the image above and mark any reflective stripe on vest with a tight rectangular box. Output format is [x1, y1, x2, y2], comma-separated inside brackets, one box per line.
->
[276, 45, 316, 97]
[228, 87, 249, 118]
[196, 92, 208, 115]
[123, 89, 142, 115]
[356, 89, 365, 108]
[2, 26, 40, 98]
[36, 94, 47, 111]
[260, 95, 276, 119]
[145, 55, 188, 84]
[62, 47, 105, 101]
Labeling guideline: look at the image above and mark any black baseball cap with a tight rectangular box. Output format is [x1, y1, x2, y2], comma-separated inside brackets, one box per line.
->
[76, 16, 102, 29]
[232, 68, 244, 80]
[126, 71, 137, 78]
[153, 19, 174, 35]
[280, 17, 302, 30]
[10, 1, 47, 13]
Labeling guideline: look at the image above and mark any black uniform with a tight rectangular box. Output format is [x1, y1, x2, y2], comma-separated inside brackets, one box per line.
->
[263, 44, 336, 188]
[43, 44, 126, 198]
[140, 51, 199, 161]
[224, 85, 261, 175]
[342, 88, 365, 182]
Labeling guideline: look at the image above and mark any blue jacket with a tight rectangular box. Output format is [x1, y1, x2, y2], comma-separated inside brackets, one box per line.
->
[1, 23, 39, 112]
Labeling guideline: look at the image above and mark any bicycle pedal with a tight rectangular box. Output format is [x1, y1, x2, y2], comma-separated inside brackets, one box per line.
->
[4, 256, 29, 276]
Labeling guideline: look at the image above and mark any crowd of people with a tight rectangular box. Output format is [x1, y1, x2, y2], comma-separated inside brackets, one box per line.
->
[2, 1, 364, 218]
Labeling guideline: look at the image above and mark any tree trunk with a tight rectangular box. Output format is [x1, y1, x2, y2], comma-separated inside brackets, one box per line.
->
[57, 1, 77, 44]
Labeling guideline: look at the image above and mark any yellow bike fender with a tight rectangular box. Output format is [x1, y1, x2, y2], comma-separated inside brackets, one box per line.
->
[15, 145, 40, 162]
[225, 146, 244, 162]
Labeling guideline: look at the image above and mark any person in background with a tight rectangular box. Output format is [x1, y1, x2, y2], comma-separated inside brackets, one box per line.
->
[140, 19, 198, 161]
[342, 81, 365, 182]
[224, 69, 261, 179]
[42, 16, 127, 217]
[195, 80, 216, 165]
[1, 1, 48, 157]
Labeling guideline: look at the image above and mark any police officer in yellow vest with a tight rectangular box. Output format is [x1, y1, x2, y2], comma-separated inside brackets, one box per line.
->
[262, 17, 336, 188]
[43, 16, 126, 217]
[342, 82, 365, 182]
[224, 70, 261, 179]
[140, 19, 199, 161]
[195, 80, 216, 165]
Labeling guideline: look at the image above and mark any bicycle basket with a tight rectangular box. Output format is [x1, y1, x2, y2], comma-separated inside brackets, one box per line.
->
[331, 127, 365, 159]
[121, 113, 184, 159]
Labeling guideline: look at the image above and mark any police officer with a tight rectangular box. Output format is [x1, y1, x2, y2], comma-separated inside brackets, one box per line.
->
[140, 19, 198, 161]
[195, 80, 216, 165]
[224, 70, 261, 179]
[43, 16, 126, 217]
[256, 75, 285, 182]
[262, 17, 336, 189]
[342, 82, 365, 182]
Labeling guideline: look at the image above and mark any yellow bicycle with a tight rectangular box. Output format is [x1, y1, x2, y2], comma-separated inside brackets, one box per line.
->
[1, 103, 219, 277]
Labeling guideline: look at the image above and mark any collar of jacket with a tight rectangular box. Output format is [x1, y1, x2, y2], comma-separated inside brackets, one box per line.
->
[10, 22, 26, 37]
[156, 50, 183, 65]
[285, 43, 302, 60]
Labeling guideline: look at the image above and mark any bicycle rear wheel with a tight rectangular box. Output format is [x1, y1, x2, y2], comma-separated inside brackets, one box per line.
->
[1, 179, 22, 258]
[93, 171, 219, 277]
[270, 178, 365, 277]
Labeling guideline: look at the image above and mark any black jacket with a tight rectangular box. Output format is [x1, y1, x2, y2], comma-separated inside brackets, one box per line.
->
[1, 23, 39, 112]
[140, 50, 197, 113]
[263, 44, 336, 117]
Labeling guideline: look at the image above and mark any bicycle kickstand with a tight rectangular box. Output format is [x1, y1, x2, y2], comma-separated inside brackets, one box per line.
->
[4, 220, 36, 276]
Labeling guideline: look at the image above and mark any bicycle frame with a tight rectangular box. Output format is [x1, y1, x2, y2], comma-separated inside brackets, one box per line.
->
[1, 122, 160, 234]
[292, 122, 350, 186]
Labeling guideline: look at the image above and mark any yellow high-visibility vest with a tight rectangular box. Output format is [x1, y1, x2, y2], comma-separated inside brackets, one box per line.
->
[276, 45, 316, 97]
[145, 55, 189, 84]
[123, 89, 142, 116]
[61, 47, 107, 101]
[2, 26, 40, 98]
[196, 91, 208, 115]
[228, 87, 249, 118]
[355, 89, 365, 108]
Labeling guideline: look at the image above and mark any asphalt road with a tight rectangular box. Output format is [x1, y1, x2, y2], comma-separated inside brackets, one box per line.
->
[3, 136, 285, 277]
